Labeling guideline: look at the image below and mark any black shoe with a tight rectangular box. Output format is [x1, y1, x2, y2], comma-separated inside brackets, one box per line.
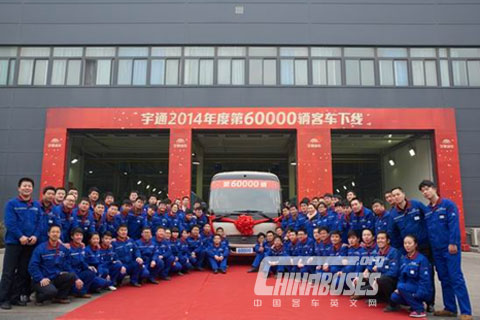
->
[195, 267, 205, 271]
[177, 272, 185, 276]
[11, 300, 27, 307]
[131, 282, 142, 288]
[213, 270, 218, 274]
[0, 301, 12, 310]
[220, 270, 226, 274]
[148, 278, 160, 285]
[20, 294, 31, 303]
[161, 276, 171, 281]
[426, 304, 435, 313]
[247, 268, 258, 273]
[383, 304, 400, 312]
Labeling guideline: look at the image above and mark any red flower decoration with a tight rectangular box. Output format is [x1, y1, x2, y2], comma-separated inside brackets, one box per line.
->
[234, 215, 255, 236]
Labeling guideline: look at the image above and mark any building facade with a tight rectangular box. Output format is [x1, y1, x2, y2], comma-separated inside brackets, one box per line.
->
[1, 1, 479, 246]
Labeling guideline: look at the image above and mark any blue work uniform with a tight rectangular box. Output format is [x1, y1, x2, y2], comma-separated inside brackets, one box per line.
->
[388, 199, 429, 250]
[425, 198, 471, 316]
[349, 208, 375, 237]
[391, 252, 433, 313]
[112, 237, 142, 285]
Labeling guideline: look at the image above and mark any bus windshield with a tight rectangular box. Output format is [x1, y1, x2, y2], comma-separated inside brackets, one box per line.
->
[209, 179, 281, 217]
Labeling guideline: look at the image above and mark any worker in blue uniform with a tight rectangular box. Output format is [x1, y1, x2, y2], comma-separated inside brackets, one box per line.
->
[384, 234, 433, 318]
[419, 180, 472, 320]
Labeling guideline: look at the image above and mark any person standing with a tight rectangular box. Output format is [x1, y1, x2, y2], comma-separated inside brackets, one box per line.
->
[419, 180, 472, 320]
[0, 177, 41, 310]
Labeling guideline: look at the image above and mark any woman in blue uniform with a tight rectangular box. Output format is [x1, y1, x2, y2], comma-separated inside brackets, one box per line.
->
[385, 234, 433, 318]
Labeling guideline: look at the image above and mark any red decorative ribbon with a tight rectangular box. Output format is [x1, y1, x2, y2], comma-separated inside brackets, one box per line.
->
[209, 214, 282, 236]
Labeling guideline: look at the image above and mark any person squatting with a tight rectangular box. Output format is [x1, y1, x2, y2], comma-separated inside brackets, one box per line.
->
[0, 178, 472, 319]
[0, 179, 227, 310]
[247, 184, 472, 319]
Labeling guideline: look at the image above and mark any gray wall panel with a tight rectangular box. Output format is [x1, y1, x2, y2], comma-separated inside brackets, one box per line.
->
[0, 1, 480, 45]
[6, 152, 43, 175]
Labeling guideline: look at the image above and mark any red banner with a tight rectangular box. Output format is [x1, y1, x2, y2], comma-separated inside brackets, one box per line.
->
[211, 180, 280, 190]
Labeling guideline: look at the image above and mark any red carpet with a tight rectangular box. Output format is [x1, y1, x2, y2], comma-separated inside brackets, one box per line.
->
[59, 266, 415, 320]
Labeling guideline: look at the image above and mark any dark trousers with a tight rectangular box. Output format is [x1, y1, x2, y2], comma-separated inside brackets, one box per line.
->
[33, 273, 76, 303]
[0, 244, 35, 303]
[377, 275, 397, 302]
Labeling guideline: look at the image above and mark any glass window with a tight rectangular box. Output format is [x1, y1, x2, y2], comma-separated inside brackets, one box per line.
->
[438, 48, 448, 58]
[280, 59, 307, 85]
[33, 60, 48, 85]
[379, 60, 408, 86]
[0, 47, 17, 57]
[117, 59, 147, 85]
[96, 60, 111, 85]
[280, 47, 308, 57]
[184, 59, 213, 85]
[85, 59, 112, 85]
[53, 47, 83, 57]
[165, 60, 179, 85]
[264, 60, 276, 85]
[450, 48, 480, 58]
[467, 61, 480, 86]
[184, 59, 198, 85]
[281, 60, 294, 85]
[118, 47, 148, 57]
[248, 47, 277, 57]
[410, 48, 436, 58]
[151, 59, 180, 85]
[394, 60, 408, 86]
[412, 60, 437, 86]
[346, 59, 374, 85]
[0, 59, 15, 85]
[311, 47, 341, 57]
[18, 59, 48, 85]
[218, 47, 246, 57]
[344, 47, 374, 57]
[66, 60, 81, 85]
[452, 61, 468, 86]
[199, 60, 213, 85]
[439, 60, 450, 87]
[86, 47, 116, 57]
[249, 59, 277, 85]
[20, 47, 50, 57]
[312, 59, 341, 85]
[51, 60, 67, 85]
[18, 60, 34, 85]
[184, 47, 215, 57]
[424, 60, 438, 86]
[360, 60, 375, 85]
[150, 60, 165, 85]
[51, 59, 81, 85]
[377, 48, 408, 58]
[151, 47, 182, 57]
[379, 60, 394, 85]
[218, 59, 245, 85]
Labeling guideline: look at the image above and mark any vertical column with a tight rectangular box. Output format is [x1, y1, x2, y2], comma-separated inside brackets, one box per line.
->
[168, 128, 192, 202]
[288, 151, 296, 200]
[195, 147, 204, 199]
[40, 127, 68, 189]
[434, 129, 469, 251]
[296, 128, 332, 203]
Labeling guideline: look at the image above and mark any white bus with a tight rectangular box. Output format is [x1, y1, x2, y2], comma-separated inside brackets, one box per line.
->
[209, 171, 282, 256]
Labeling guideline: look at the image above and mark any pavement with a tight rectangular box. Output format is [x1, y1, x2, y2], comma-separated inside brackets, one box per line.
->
[0, 249, 479, 320]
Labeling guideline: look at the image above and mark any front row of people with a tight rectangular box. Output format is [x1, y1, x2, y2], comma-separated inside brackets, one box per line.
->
[252, 227, 433, 318]
[27, 223, 230, 305]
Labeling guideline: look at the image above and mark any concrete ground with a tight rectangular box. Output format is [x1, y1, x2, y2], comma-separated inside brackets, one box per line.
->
[0, 249, 479, 320]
